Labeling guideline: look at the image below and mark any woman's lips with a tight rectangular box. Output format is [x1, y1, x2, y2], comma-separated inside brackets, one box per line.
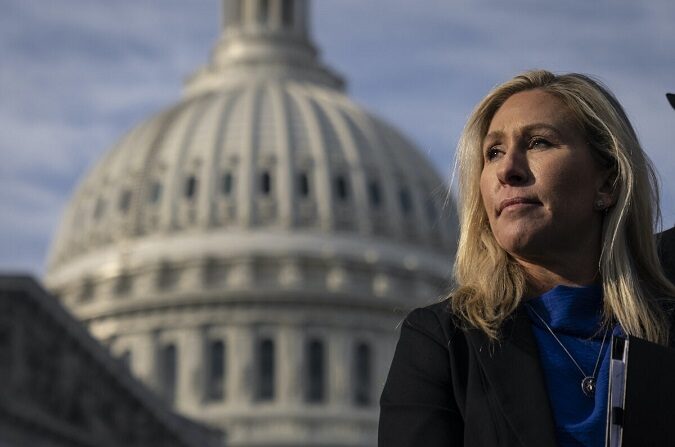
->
[498, 197, 541, 215]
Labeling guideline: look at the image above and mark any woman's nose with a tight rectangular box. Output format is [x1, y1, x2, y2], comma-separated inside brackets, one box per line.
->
[496, 149, 530, 185]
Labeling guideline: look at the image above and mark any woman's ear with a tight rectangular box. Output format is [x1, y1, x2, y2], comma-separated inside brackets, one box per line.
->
[595, 166, 618, 210]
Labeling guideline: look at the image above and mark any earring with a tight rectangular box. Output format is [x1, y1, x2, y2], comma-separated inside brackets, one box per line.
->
[595, 199, 605, 210]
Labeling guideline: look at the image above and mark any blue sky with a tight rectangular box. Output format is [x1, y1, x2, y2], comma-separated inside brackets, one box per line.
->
[1, 0, 674, 276]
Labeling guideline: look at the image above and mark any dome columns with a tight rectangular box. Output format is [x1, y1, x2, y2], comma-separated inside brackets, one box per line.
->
[175, 328, 207, 411]
[222, 0, 310, 37]
[327, 330, 351, 407]
[277, 324, 303, 404]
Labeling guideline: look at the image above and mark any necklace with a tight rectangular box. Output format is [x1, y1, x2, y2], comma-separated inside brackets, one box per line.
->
[526, 304, 609, 397]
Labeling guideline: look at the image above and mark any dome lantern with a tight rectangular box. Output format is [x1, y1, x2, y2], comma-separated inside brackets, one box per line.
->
[185, 0, 344, 97]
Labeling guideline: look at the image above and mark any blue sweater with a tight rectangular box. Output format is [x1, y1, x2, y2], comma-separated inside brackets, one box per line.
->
[525, 285, 613, 447]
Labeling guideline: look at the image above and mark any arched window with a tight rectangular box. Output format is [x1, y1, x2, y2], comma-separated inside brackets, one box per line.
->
[206, 340, 225, 401]
[305, 339, 325, 403]
[222, 172, 234, 196]
[335, 175, 349, 201]
[185, 175, 198, 199]
[281, 0, 294, 27]
[353, 342, 371, 406]
[258, 0, 270, 24]
[298, 172, 310, 197]
[261, 170, 272, 195]
[159, 343, 177, 404]
[255, 338, 275, 401]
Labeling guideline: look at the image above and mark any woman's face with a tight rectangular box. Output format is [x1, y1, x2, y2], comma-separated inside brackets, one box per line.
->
[479, 89, 609, 265]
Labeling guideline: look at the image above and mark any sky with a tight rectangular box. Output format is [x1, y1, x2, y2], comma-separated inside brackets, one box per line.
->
[1, 0, 674, 277]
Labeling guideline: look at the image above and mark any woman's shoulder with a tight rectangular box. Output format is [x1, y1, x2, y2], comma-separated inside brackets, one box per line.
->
[402, 298, 461, 347]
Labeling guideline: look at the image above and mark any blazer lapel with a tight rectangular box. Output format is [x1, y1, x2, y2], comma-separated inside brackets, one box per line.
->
[464, 307, 558, 447]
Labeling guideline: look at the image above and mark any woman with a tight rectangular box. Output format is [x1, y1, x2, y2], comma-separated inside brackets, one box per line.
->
[378, 70, 675, 447]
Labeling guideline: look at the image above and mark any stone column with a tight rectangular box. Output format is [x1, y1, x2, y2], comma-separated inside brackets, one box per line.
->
[129, 331, 158, 393]
[176, 327, 205, 412]
[328, 329, 350, 408]
[277, 324, 302, 406]
[229, 325, 253, 406]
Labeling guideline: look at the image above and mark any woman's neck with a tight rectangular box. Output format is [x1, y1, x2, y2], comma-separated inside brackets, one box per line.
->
[518, 257, 600, 298]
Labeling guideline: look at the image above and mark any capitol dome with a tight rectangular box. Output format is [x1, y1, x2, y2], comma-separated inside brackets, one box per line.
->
[45, 1, 458, 446]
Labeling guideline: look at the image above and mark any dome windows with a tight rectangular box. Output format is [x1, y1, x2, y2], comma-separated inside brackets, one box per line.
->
[260, 170, 272, 196]
[159, 343, 177, 404]
[221, 172, 234, 197]
[206, 340, 226, 401]
[304, 338, 325, 403]
[133, 328, 381, 409]
[184, 175, 198, 200]
[255, 338, 275, 401]
[353, 342, 372, 406]
[334, 175, 349, 201]
[298, 172, 310, 197]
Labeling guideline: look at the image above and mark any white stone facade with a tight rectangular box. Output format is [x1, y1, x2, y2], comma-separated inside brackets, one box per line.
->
[45, 1, 458, 446]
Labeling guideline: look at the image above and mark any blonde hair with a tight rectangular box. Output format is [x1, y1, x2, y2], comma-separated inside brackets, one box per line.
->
[451, 69, 675, 344]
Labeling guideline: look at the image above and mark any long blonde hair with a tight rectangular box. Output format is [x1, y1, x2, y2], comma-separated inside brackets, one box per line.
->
[451, 69, 675, 344]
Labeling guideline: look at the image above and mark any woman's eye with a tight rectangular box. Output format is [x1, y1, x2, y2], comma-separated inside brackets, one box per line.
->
[485, 147, 501, 161]
[529, 138, 551, 149]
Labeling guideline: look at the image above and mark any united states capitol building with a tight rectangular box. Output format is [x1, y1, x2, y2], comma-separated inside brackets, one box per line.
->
[43, 1, 458, 445]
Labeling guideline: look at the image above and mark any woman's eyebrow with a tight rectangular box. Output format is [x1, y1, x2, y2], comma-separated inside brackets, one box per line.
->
[483, 130, 504, 145]
[483, 123, 564, 147]
[520, 123, 562, 135]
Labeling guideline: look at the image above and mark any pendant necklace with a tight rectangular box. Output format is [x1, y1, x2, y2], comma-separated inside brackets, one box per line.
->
[527, 305, 609, 397]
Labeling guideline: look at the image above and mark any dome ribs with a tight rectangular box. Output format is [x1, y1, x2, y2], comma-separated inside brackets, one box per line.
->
[235, 84, 258, 228]
[135, 102, 192, 236]
[268, 82, 294, 229]
[311, 90, 365, 232]
[191, 95, 224, 230]
[297, 86, 335, 232]
[207, 90, 240, 228]
[165, 95, 212, 231]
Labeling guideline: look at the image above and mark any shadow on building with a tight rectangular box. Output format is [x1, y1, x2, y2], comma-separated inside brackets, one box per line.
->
[0, 275, 223, 447]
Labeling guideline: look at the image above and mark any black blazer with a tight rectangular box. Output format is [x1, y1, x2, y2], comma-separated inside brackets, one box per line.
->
[379, 300, 559, 446]
[379, 300, 675, 447]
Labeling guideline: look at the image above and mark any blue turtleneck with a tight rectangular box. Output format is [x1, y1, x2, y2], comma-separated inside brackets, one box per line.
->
[525, 284, 613, 447]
